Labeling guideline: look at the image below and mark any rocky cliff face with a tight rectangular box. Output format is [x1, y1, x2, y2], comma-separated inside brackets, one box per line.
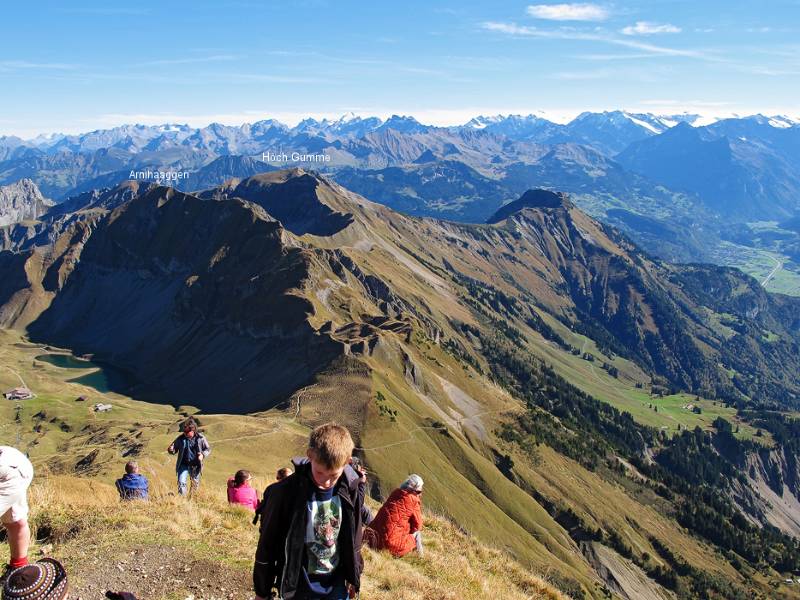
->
[0, 179, 53, 226]
[730, 446, 800, 537]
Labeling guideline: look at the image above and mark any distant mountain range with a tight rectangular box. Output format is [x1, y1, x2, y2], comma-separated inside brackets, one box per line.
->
[5, 110, 796, 158]
[618, 118, 800, 221]
[1, 110, 798, 290]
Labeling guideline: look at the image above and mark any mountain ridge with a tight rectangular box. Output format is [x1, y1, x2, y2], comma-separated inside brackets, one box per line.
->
[3, 170, 800, 597]
[6, 110, 799, 150]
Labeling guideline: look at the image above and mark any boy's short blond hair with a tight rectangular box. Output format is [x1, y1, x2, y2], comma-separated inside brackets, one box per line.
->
[308, 423, 354, 469]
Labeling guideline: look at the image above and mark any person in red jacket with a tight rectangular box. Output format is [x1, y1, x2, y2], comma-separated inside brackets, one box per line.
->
[365, 474, 424, 558]
[227, 469, 259, 511]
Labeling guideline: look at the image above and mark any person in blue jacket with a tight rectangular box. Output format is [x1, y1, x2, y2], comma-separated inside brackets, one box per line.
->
[115, 461, 149, 500]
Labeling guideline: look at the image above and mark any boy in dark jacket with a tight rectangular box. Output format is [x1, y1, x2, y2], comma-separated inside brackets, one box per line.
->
[253, 423, 366, 600]
[115, 461, 149, 500]
[167, 418, 211, 496]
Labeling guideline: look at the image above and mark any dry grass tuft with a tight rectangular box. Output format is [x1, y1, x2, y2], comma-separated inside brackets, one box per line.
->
[3, 476, 569, 599]
[361, 514, 569, 600]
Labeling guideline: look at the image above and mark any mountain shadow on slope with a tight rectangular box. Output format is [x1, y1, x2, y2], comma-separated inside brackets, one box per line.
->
[24, 185, 343, 412]
[223, 170, 354, 236]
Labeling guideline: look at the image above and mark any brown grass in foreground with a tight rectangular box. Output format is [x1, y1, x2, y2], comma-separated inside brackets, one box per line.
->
[0, 476, 569, 600]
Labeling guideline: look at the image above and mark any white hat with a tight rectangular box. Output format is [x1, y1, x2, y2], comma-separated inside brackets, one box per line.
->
[401, 474, 424, 492]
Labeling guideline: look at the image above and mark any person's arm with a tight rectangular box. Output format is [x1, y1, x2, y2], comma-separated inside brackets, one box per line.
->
[253, 486, 270, 525]
[253, 485, 286, 599]
[409, 496, 423, 533]
[360, 504, 373, 526]
[201, 435, 211, 458]
[252, 501, 262, 525]
[167, 436, 179, 454]
[355, 463, 367, 517]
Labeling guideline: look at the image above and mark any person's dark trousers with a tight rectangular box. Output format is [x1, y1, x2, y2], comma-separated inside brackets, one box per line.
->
[295, 576, 348, 600]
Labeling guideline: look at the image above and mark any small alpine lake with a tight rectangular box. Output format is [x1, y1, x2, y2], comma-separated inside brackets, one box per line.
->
[35, 353, 139, 394]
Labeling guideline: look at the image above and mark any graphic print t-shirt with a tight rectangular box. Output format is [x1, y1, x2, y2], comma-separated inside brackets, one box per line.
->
[304, 485, 343, 592]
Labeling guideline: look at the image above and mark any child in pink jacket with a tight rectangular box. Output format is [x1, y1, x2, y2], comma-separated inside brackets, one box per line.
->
[227, 469, 259, 511]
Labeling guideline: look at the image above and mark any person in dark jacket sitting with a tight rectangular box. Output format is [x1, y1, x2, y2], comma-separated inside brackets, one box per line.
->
[253, 423, 366, 600]
[115, 461, 149, 501]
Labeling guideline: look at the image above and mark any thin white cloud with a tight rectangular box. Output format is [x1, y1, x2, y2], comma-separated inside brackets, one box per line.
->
[639, 99, 734, 108]
[59, 7, 151, 15]
[213, 73, 338, 84]
[576, 52, 671, 60]
[0, 60, 78, 71]
[551, 68, 615, 79]
[481, 21, 712, 59]
[483, 22, 540, 36]
[621, 22, 681, 36]
[138, 54, 243, 66]
[612, 37, 704, 58]
[527, 3, 608, 21]
[740, 65, 800, 76]
[551, 66, 663, 82]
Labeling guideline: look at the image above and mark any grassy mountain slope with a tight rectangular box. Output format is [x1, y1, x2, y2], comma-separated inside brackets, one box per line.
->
[0, 329, 567, 599]
[2, 171, 800, 597]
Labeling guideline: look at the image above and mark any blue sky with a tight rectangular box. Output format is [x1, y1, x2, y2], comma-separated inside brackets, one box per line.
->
[1, 0, 798, 137]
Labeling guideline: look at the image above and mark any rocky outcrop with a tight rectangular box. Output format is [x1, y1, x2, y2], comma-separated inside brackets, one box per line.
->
[582, 542, 674, 600]
[0, 179, 53, 226]
[486, 189, 572, 223]
[48, 180, 152, 217]
[221, 170, 354, 236]
[730, 446, 800, 538]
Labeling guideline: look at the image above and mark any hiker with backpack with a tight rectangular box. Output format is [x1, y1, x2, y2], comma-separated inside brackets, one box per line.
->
[227, 469, 259, 511]
[365, 474, 424, 558]
[115, 461, 149, 501]
[253, 423, 366, 600]
[166, 418, 210, 496]
[0, 446, 34, 583]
